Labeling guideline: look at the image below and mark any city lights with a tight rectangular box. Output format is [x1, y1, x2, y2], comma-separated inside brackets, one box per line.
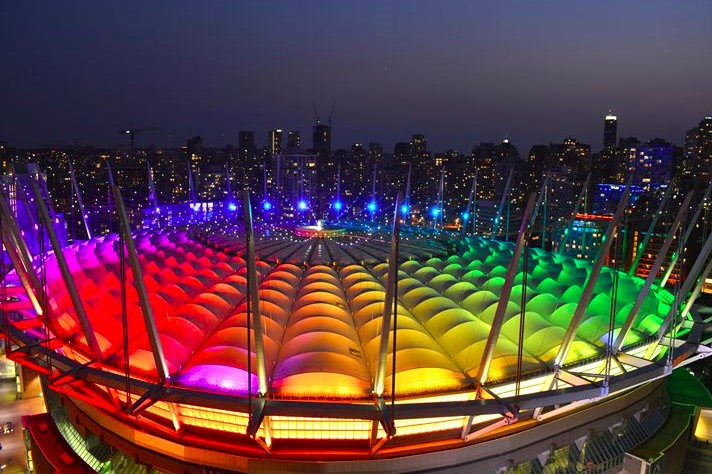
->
[3, 5, 710, 471]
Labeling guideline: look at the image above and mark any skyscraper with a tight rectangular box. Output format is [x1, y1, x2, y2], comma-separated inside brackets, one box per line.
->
[185, 136, 203, 174]
[238, 131, 256, 158]
[312, 123, 331, 157]
[269, 129, 283, 156]
[238, 131, 257, 190]
[287, 130, 301, 151]
[686, 115, 712, 176]
[625, 138, 673, 191]
[549, 137, 591, 176]
[312, 122, 333, 212]
[471, 143, 496, 201]
[527, 144, 550, 193]
[0, 141, 9, 172]
[604, 111, 618, 148]
[368, 142, 383, 165]
[411, 134, 427, 156]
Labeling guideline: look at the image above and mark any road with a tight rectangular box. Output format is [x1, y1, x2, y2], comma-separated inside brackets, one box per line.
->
[0, 355, 46, 474]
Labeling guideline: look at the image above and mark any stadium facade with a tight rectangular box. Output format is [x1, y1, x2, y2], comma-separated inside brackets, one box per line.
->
[1, 174, 711, 473]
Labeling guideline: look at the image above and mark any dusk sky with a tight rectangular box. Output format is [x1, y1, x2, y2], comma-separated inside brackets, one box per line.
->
[2, 1, 711, 153]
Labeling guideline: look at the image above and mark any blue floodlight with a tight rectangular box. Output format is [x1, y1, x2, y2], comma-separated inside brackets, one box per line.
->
[333, 200, 343, 211]
[400, 204, 409, 215]
[262, 201, 272, 211]
[367, 201, 377, 213]
[431, 207, 441, 217]
[228, 203, 237, 212]
[298, 200, 308, 211]
[462, 211, 470, 220]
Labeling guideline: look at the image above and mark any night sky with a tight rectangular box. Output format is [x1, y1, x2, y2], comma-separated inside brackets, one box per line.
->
[2, 1, 711, 153]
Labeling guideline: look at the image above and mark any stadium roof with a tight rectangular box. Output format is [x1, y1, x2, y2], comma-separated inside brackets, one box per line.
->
[43, 229, 672, 399]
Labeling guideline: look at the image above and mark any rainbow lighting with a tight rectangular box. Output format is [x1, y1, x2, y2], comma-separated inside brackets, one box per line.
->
[1, 196, 709, 472]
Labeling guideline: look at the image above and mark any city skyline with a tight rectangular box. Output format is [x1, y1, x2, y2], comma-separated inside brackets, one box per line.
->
[3, 3, 712, 471]
[2, 1, 712, 152]
[1, 111, 708, 156]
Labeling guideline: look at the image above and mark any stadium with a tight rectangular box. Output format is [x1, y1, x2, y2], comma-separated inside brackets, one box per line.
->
[1, 181, 710, 473]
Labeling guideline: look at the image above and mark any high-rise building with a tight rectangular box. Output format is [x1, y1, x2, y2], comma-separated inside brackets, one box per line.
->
[493, 137, 523, 206]
[438, 149, 470, 218]
[238, 131, 258, 190]
[593, 183, 644, 215]
[469, 139, 524, 236]
[698, 115, 712, 158]
[684, 115, 712, 178]
[273, 152, 318, 217]
[346, 143, 369, 209]
[185, 136, 203, 174]
[238, 131, 255, 157]
[409, 134, 433, 206]
[269, 129, 283, 156]
[368, 143, 383, 167]
[287, 130, 301, 151]
[625, 138, 674, 190]
[471, 143, 496, 201]
[549, 137, 591, 177]
[604, 111, 618, 148]
[312, 122, 334, 213]
[393, 142, 412, 168]
[312, 124, 331, 157]
[0, 141, 10, 172]
[411, 134, 427, 156]
[527, 145, 550, 194]
[679, 126, 701, 183]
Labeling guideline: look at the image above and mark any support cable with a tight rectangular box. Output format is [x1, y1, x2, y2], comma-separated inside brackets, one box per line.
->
[119, 221, 130, 409]
[605, 219, 622, 388]
[247, 255, 253, 426]
[374, 193, 403, 397]
[390, 219, 400, 426]
[1, 201, 8, 353]
[515, 233, 529, 404]
[472, 171, 478, 236]
[475, 192, 537, 388]
[661, 184, 711, 287]
[667, 222, 685, 368]
[37, 189, 52, 376]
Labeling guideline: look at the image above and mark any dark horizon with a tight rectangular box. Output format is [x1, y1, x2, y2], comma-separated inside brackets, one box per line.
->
[2, 1, 711, 153]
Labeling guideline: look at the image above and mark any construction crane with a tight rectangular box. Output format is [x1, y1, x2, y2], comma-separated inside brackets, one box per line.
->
[312, 101, 321, 124]
[312, 102, 335, 126]
[119, 121, 160, 156]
